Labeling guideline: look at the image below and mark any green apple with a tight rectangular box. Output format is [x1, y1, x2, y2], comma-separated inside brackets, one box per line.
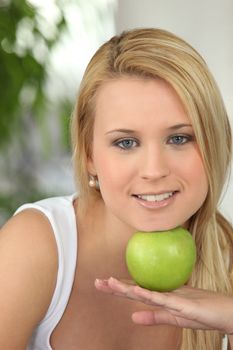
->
[125, 227, 196, 292]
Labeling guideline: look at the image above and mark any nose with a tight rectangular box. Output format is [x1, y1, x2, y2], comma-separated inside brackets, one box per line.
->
[139, 146, 170, 180]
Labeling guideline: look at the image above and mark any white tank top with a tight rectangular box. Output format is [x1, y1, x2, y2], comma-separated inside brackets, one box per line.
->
[14, 194, 228, 350]
[14, 194, 77, 350]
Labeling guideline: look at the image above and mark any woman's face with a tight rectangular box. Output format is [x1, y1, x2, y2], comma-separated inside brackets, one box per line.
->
[87, 77, 208, 231]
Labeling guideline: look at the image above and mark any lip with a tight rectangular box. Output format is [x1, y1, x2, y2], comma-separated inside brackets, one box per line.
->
[132, 191, 178, 209]
[134, 190, 176, 196]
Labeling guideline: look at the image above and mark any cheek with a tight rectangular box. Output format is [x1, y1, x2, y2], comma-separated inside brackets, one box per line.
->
[92, 143, 132, 178]
[92, 150, 136, 200]
[178, 148, 205, 176]
[182, 152, 208, 197]
[98, 160, 131, 189]
[192, 153, 208, 185]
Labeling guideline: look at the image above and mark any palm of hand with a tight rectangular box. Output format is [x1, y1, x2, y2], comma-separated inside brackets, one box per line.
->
[95, 277, 233, 335]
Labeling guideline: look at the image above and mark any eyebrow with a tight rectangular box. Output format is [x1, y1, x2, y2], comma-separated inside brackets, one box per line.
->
[167, 123, 193, 130]
[105, 124, 193, 135]
[105, 129, 136, 135]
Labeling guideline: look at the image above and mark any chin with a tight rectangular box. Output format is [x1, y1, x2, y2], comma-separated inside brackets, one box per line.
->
[135, 222, 179, 233]
[134, 220, 189, 232]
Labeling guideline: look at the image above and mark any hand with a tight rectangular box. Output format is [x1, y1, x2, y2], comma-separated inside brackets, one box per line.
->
[95, 277, 233, 334]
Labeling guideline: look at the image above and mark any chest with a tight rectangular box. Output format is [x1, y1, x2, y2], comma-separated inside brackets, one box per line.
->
[50, 276, 181, 350]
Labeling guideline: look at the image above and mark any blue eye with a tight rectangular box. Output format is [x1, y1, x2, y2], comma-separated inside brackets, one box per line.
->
[169, 135, 191, 145]
[114, 139, 138, 150]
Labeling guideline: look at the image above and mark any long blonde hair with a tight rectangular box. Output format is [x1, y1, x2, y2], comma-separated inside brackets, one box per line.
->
[71, 28, 233, 349]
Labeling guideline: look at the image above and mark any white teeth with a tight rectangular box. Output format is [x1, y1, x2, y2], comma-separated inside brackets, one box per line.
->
[137, 192, 174, 202]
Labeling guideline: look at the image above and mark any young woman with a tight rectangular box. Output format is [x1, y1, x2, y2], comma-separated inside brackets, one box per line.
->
[0, 28, 232, 350]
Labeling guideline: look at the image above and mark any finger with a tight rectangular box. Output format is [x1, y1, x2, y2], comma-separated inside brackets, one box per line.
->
[95, 278, 139, 299]
[132, 286, 199, 314]
[95, 278, 113, 293]
[132, 286, 181, 310]
[132, 310, 210, 330]
[132, 310, 181, 326]
[105, 278, 182, 309]
[107, 277, 146, 301]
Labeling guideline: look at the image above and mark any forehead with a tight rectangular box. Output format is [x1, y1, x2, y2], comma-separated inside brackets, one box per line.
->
[94, 77, 190, 129]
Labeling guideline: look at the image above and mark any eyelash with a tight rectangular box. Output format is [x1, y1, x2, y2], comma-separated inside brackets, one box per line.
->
[113, 138, 139, 150]
[168, 134, 194, 145]
[113, 134, 194, 150]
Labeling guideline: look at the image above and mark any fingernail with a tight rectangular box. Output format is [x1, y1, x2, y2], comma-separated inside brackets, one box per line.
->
[95, 278, 108, 286]
[109, 277, 118, 284]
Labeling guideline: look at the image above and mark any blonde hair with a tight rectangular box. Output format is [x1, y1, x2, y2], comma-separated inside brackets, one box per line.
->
[71, 28, 233, 349]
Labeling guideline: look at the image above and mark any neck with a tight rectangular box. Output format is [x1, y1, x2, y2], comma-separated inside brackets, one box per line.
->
[76, 196, 135, 279]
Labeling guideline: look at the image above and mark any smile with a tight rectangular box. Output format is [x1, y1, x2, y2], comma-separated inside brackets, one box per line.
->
[132, 191, 178, 209]
[136, 192, 174, 202]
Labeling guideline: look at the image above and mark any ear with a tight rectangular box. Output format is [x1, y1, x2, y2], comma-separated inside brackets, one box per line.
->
[87, 155, 97, 176]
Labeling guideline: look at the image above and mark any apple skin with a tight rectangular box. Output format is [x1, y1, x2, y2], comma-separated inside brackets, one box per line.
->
[126, 227, 196, 292]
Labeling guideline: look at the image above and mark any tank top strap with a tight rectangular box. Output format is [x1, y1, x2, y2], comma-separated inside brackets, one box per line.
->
[14, 194, 78, 350]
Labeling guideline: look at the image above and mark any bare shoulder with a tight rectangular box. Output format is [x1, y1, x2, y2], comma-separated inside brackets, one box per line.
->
[0, 208, 58, 349]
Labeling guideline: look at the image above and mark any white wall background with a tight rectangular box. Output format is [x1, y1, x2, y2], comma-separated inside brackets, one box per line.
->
[114, 0, 233, 222]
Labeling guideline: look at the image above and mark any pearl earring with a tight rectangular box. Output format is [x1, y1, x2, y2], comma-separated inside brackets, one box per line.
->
[88, 175, 99, 189]
[89, 176, 96, 187]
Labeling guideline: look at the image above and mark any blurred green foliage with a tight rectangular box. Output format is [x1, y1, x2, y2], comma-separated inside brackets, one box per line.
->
[0, 0, 114, 225]
[0, 0, 67, 148]
[0, 0, 71, 225]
